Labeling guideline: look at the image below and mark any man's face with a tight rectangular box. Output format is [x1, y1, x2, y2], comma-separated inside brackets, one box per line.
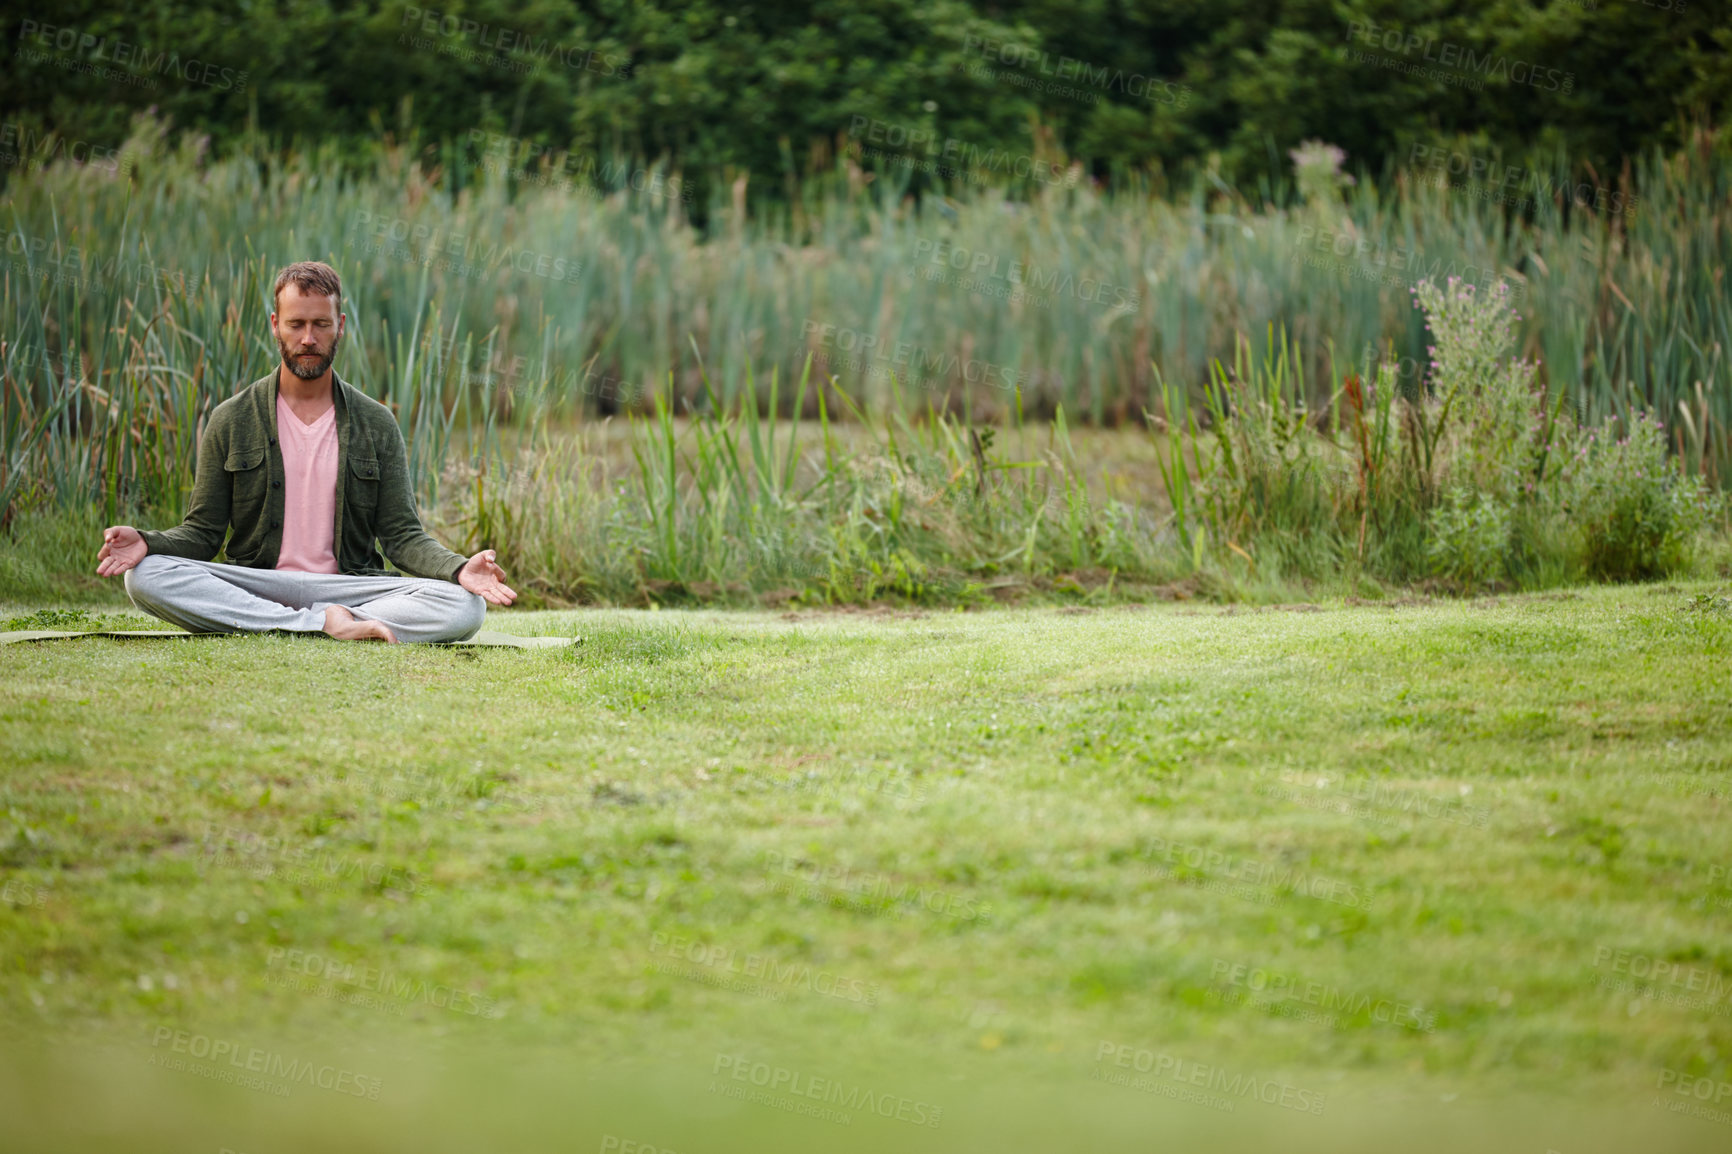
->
[271, 284, 345, 380]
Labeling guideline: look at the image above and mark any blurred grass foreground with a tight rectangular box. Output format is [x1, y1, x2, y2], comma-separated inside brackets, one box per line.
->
[2, 120, 1730, 605]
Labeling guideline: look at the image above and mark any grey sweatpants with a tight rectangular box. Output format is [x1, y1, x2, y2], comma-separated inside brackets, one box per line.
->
[123, 555, 486, 644]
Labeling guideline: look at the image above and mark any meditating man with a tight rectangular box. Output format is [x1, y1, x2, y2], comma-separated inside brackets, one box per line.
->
[95, 260, 513, 643]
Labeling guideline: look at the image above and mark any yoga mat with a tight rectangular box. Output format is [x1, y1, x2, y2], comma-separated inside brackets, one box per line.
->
[0, 628, 578, 649]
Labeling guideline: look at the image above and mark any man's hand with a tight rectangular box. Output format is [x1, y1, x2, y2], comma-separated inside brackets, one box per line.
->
[96, 526, 148, 576]
[458, 548, 517, 606]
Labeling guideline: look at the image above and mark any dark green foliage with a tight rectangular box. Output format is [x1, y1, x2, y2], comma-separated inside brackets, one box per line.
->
[1581, 483, 1704, 583]
[2, 2, 1724, 199]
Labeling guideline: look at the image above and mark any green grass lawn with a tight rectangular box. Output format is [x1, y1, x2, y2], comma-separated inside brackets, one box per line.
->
[2, 585, 1731, 1152]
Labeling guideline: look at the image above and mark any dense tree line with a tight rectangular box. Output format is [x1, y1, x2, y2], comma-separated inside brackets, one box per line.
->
[4, 1, 1726, 202]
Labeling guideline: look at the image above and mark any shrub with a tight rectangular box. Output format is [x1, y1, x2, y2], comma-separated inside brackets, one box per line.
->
[1412, 278, 1541, 502]
[1558, 412, 1719, 581]
[1428, 490, 1512, 589]
[1163, 275, 1722, 592]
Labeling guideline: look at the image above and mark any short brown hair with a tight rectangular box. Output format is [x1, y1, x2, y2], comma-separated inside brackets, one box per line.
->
[272, 261, 342, 312]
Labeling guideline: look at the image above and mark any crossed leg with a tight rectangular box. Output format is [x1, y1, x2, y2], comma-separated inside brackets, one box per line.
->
[124, 555, 486, 644]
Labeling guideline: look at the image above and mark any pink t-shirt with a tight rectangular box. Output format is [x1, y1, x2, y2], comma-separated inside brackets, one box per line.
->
[274, 393, 340, 573]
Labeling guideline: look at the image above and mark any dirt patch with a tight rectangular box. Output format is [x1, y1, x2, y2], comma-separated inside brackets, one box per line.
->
[777, 605, 930, 622]
[770, 751, 833, 771]
[1345, 595, 1435, 610]
[1152, 577, 1202, 602]
[843, 605, 929, 621]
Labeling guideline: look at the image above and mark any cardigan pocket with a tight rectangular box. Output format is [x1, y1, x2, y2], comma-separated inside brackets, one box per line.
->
[224, 444, 268, 511]
[347, 456, 382, 515]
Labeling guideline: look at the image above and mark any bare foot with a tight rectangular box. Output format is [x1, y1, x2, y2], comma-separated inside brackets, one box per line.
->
[322, 605, 397, 643]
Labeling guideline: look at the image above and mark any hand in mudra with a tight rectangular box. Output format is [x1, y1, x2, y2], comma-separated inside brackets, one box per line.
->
[458, 549, 517, 606]
[97, 526, 148, 576]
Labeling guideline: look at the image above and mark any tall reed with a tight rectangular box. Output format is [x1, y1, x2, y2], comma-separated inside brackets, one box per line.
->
[2, 119, 1729, 603]
[4, 120, 1730, 514]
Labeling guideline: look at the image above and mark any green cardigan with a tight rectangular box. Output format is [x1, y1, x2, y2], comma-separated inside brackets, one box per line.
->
[139, 371, 468, 582]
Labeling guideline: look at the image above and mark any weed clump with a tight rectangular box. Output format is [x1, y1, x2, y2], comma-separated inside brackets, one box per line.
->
[1160, 277, 1723, 591]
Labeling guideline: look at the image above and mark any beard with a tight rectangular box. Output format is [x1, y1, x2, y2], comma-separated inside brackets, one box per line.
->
[279, 335, 339, 380]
